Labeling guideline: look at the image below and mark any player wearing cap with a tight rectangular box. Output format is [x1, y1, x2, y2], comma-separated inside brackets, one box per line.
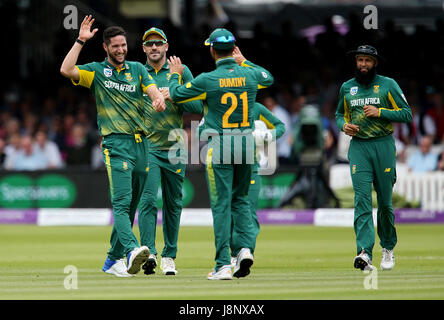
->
[60, 16, 165, 277]
[335, 45, 412, 271]
[168, 28, 274, 280]
[137, 27, 203, 276]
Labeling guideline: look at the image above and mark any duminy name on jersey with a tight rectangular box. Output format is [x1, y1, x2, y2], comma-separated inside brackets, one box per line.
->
[219, 77, 246, 88]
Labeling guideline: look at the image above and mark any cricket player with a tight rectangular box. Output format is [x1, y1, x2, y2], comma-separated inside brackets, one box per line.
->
[168, 28, 274, 280]
[335, 45, 412, 271]
[60, 16, 166, 277]
[137, 27, 203, 276]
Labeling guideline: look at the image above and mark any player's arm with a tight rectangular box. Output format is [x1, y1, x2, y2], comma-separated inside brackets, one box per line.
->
[255, 102, 285, 140]
[335, 84, 359, 136]
[140, 66, 165, 112]
[233, 46, 274, 89]
[167, 56, 207, 103]
[145, 84, 166, 112]
[179, 66, 204, 114]
[335, 84, 348, 130]
[376, 79, 412, 123]
[60, 15, 98, 81]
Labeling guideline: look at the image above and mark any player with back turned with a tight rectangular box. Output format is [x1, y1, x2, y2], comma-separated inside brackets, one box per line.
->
[60, 16, 165, 277]
[198, 99, 286, 268]
[335, 45, 412, 271]
[168, 28, 274, 280]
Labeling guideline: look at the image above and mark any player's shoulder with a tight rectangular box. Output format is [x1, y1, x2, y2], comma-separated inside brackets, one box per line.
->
[203, 69, 221, 79]
[125, 60, 142, 66]
[339, 78, 357, 91]
[77, 61, 101, 69]
[375, 74, 398, 86]
[125, 60, 146, 72]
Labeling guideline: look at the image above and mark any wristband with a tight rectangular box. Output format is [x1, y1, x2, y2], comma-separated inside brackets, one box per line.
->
[76, 38, 85, 45]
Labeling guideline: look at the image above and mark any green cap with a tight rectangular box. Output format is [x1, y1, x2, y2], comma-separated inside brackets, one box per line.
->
[142, 27, 167, 42]
[204, 28, 235, 50]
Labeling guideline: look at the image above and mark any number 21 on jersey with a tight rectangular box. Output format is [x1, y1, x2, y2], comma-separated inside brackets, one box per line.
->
[221, 91, 250, 128]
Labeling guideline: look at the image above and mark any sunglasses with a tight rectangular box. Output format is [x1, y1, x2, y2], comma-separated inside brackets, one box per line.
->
[143, 40, 167, 47]
[213, 35, 235, 43]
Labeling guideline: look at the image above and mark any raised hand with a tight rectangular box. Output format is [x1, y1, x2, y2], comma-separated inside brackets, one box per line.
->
[167, 56, 184, 75]
[78, 15, 98, 42]
[233, 46, 246, 65]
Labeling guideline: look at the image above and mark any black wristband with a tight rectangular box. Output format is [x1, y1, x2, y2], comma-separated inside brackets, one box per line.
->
[76, 38, 85, 45]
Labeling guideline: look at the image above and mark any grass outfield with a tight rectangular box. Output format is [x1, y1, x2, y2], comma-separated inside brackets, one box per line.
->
[0, 224, 443, 300]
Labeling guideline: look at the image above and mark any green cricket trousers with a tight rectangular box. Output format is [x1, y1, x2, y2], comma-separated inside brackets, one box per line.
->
[230, 164, 261, 257]
[138, 149, 186, 259]
[348, 134, 397, 260]
[102, 133, 149, 260]
[205, 136, 255, 271]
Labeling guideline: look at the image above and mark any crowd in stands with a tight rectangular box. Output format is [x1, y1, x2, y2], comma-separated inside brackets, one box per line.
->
[1, 7, 444, 173]
[0, 90, 101, 170]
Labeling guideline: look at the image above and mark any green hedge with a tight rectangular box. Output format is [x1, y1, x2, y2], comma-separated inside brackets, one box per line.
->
[334, 186, 420, 208]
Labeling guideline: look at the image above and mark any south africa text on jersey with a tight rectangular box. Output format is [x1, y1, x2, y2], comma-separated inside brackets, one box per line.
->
[104, 80, 136, 92]
[219, 77, 246, 88]
[350, 97, 380, 107]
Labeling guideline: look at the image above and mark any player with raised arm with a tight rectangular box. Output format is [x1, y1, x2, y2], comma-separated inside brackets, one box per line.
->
[60, 15, 165, 277]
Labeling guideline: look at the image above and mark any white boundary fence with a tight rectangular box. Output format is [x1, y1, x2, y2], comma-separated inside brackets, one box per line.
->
[394, 172, 444, 210]
[330, 163, 444, 211]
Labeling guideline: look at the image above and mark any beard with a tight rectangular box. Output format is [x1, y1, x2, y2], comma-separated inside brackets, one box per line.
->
[108, 51, 126, 66]
[355, 66, 376, 86]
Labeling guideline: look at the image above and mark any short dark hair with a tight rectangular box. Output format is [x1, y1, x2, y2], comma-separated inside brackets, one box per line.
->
[103, 26, 126, 45]
[212, 47, 234, 57]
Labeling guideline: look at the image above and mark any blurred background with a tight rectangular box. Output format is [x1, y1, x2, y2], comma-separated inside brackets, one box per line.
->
[0, 0, 443, 214]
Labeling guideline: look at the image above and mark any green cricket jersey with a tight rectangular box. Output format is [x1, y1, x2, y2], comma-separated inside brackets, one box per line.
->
[252, 102, 285, 140]
[336, 75, 412, 139]
[197, 102, 285, 137]
[73, 59, 156, 136]
[144, 62, 203, 150]
[169, 58, 274, 133]
[197, 102, 285, 164]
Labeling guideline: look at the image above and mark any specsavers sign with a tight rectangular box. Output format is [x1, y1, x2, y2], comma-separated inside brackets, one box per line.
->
[0, 174, 77, 208]
[259, 173, 295, 208]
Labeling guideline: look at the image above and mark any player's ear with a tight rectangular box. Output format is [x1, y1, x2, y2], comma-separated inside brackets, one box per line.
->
[165, 43, 169, 52]
[103, 42, 108, 53]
